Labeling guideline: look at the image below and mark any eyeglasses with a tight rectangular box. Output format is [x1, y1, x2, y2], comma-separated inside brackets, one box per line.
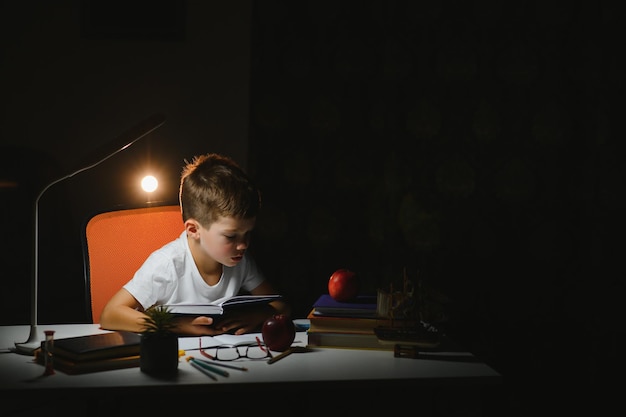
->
[199, 337, 273, 362]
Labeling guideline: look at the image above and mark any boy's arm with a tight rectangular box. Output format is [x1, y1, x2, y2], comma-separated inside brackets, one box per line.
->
[250, 280, 291, 317]
[99, 288, 150, 333]
[100, 288, 224, 336]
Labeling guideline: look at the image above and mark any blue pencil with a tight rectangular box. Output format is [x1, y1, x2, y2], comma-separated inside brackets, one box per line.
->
[188, 358, 217, 380]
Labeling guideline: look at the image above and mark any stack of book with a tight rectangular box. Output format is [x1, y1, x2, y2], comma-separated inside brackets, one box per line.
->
[36, 331, 142, 374]
[306, 294, 418, 350]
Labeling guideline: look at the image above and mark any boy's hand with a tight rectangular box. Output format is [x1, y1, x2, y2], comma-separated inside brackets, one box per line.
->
[172, 315, 223, 336]
[212, 307, 273, 335]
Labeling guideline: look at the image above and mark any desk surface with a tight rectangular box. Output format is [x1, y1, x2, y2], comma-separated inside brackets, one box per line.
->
[1, 324, 501, 394]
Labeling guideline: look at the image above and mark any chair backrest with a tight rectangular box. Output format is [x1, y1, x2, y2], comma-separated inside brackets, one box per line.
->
[83, 205, 183, 324]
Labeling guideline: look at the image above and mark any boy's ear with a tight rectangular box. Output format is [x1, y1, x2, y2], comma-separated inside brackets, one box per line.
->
[184, 219, 200, 237]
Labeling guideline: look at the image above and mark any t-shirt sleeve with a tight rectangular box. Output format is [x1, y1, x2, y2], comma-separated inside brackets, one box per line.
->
[123, 250, 176, 310]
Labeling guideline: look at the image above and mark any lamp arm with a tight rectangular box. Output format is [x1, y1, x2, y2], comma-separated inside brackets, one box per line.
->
[13, 113, 166, 355]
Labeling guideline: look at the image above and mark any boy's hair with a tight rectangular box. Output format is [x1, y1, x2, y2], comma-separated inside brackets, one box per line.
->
[179, 153, 261, 226]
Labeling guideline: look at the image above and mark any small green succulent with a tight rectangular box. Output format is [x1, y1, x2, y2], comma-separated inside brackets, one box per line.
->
[141, 305, 177, 337]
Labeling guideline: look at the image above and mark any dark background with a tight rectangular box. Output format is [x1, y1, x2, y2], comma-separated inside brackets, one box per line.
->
[1, 0, 624, 415]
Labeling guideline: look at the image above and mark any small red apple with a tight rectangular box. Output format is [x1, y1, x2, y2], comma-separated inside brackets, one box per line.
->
[262, 314, 295, 352]
[328, 268, 358, 302]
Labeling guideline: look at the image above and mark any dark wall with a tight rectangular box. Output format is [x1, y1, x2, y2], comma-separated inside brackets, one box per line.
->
[247, 0, 624, 413]
[1, 0, 623, 413]
[0, 0, 253, 324]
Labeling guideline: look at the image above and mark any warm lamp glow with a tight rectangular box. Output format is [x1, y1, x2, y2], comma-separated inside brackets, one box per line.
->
[141, 175, 158, 192]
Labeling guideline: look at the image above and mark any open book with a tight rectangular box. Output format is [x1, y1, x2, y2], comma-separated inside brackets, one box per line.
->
[163, 294, 282, 317]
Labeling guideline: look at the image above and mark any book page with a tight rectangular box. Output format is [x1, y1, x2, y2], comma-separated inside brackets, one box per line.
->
[178, 332, 263, 351]
[215, 294, 282, 307]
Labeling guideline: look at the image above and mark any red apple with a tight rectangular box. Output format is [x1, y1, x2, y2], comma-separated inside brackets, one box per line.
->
[328, 268, 358, 302]
[262, 314, 295, 352]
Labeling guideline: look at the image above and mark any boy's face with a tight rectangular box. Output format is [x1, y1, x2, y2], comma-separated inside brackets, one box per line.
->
[199, 216, 256, 267]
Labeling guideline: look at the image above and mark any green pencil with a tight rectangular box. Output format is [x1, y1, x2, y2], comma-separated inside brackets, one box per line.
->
[188, 359, 217, 380]
[189, 357, 229, 377]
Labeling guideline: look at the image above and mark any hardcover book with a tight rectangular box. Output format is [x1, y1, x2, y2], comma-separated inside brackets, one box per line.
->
[306, 309, 417, 334]
[163, 294, 282, 317]
[311, 294, 378, 318]
[36, 351, 140, 375]
[306, 330, 393, 350]
[49, 331, 141, 362]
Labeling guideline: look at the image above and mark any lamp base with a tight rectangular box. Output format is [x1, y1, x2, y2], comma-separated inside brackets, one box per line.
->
[13, 325, 41, 355]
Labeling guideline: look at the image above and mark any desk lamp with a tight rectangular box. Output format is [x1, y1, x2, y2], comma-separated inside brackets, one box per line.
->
[13, 113, 166, 355]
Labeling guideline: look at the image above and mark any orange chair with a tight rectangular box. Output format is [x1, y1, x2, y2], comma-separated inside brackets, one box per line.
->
[83, 205, 183, 324]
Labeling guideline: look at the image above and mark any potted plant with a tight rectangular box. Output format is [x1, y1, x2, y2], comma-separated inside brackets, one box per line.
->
[139, 305, 179, 376]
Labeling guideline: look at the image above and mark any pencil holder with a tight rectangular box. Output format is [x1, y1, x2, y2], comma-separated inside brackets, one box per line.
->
[140, 334, 179, 377]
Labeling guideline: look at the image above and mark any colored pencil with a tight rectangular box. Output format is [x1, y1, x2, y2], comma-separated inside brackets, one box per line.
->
[189, 357, 229, 377]
[188, 359, 217, 380]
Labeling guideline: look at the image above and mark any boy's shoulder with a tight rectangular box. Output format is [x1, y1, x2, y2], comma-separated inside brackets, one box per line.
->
[148, 232, 188, 261]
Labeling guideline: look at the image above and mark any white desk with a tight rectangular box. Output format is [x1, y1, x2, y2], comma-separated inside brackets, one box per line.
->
[1, 324, 501, 414]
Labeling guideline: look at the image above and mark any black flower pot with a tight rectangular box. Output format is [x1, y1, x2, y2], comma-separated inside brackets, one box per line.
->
[140, 334, 179, 376]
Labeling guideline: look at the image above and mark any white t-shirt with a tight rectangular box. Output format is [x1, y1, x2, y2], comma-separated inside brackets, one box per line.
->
[124, 231, 265, 310]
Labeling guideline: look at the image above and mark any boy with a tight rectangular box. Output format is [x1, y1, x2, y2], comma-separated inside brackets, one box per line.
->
[100, 153, 289, 336]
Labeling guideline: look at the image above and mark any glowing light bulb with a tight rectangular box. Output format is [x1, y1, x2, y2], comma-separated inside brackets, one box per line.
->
[141, 175, 158, 192]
